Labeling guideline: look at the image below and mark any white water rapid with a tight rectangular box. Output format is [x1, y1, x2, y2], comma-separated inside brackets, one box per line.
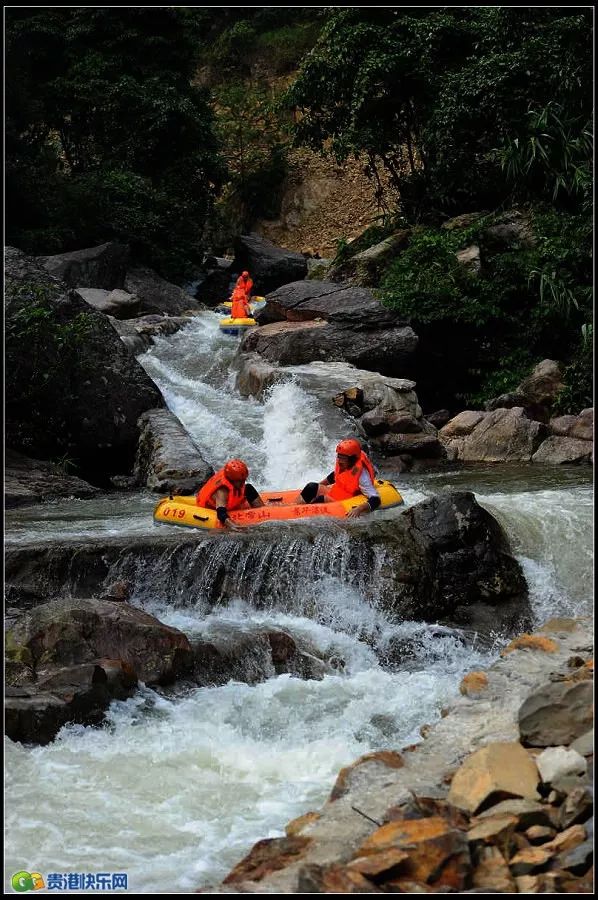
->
[5, 312, 593, 893]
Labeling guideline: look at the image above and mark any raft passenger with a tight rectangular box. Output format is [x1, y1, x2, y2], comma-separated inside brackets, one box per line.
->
[235, 270, 253, 301]
[230, 285, 251, 320]
[299, 439, 381, 518]
[196, 459, 264, 530]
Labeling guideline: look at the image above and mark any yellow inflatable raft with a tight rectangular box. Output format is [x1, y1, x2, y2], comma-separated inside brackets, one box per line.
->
[154, 480, 403, 530]
[214, 297, 266, 315]
[218, 316, 257, 336]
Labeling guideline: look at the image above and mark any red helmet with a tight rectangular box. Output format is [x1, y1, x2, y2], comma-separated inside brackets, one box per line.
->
[242, 270, 250, 278]
[224, 459, 248, 481]
[336, 439, 362, 458]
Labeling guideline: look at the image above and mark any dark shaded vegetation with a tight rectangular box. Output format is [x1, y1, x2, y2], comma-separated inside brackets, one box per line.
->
[5, 7, 593, 417]
[286, 8, 592, 413]
[6, 8, 225, 281]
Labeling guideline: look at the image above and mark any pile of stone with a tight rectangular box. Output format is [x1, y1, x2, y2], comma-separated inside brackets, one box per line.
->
[214, 620, 593, 894]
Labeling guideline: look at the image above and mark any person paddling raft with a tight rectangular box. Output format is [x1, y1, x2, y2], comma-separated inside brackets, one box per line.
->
[298, 439, 381, 518]
[196, 459, 264, 531]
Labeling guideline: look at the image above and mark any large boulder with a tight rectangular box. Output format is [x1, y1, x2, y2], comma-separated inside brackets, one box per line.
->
[4, 448, 100, 508]
[74, 287, 140, 319]
[37, 241, 130, 289]
[134, 408, 213, 494]
[124, 264, 203, 316]
[531, 437, 593, 465]
[244, 281, 417, 377]
[5, 596, 193, 744]
[195, 257, 235, 306]
[440, 408, 547, 463]
[255, 280, 407, 328]
[5, 247, 164, 475]
[327, 231, 410, 286]
[232, 233, 308, 295]
[241, 319, 418, 376]
[5, 660, 138, 746]
[5, 596, 192, 687]
[549, 409, 593, 442]
[486, 360, 565, 422]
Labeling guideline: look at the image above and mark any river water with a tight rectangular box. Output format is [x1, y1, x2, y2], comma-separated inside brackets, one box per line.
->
[4, 313, 593, 893]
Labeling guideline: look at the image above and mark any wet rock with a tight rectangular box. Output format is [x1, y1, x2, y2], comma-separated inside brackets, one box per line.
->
[5, 247, 164, 475]
[75, 287, 140, 319]
[109, 313, 193, 354]
[4, 492, 531, 639]
[134, 408, 213, 494]
[241, 317, 417, 377]
[447, 742, 540, 813]
[5, 597, 192, 689]
[4, 448, 100, 508]
[37, 241, 129, 289]
[124, 264, 202, 316]
[189, 627, 329, 687]
[518, 681, 594, 747]
[5, 659, 137, 745]
[222, 835, 312, 885]
[471, 846, 517, 891]
[232, 233, 307, 295]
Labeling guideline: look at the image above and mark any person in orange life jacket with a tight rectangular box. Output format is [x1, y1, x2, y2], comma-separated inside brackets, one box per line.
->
[230, 285, 251, 320]
[235, 270, 253, 301]
[196, 459, 264, 531]
[298, 439, 381, 518]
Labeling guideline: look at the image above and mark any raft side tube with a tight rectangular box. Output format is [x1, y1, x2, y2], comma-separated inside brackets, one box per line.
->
[153, 481, 403, 529]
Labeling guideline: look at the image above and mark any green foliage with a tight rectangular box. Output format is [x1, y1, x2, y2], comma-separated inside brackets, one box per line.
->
[332, 219, 400, 267]
[6, 283, 95, 455]
[553, 326, 594, 415]
[498, 101, 592, 209]
[378, 208, 592, 409]
[5, 8, 225, 280]
[285, 8, 592, 216]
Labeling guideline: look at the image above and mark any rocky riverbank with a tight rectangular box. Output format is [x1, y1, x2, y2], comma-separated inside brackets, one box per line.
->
[211, 616, 593, 893]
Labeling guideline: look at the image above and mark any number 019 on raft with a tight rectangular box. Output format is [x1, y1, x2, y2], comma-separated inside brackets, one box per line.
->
[154, 481, 403, 530]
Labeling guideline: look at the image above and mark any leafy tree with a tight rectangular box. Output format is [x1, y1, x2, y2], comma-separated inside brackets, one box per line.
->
[285, 8, 592, 216]
[5, 8, 225, 279]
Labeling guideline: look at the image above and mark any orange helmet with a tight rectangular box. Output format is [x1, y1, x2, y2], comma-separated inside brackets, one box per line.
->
[242, 270, 250, 278]
[336, 439, 362, 458]
[224, 459, 248, 481]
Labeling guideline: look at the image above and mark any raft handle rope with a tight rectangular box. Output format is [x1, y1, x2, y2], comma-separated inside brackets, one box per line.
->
[193, 514, 210, 522]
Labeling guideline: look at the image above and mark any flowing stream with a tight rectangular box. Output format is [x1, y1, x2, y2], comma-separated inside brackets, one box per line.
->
[4, 312, 593, 893]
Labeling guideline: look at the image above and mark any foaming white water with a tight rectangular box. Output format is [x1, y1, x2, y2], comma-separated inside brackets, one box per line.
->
[137, 315, 349, 489]
[477, 484, 593, 622]
[5, 628, 490, 893]
[260, 381, 346, 488]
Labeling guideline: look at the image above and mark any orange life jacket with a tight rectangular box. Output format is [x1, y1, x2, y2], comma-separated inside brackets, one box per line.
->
[236, 274, 253, 299]
[196, 468, 246, 510]
[230, 287, 250, 319]
[328, 451, 376, 501]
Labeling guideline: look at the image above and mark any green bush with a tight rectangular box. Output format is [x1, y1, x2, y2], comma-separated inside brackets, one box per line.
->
[377, 208, 592, 410]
